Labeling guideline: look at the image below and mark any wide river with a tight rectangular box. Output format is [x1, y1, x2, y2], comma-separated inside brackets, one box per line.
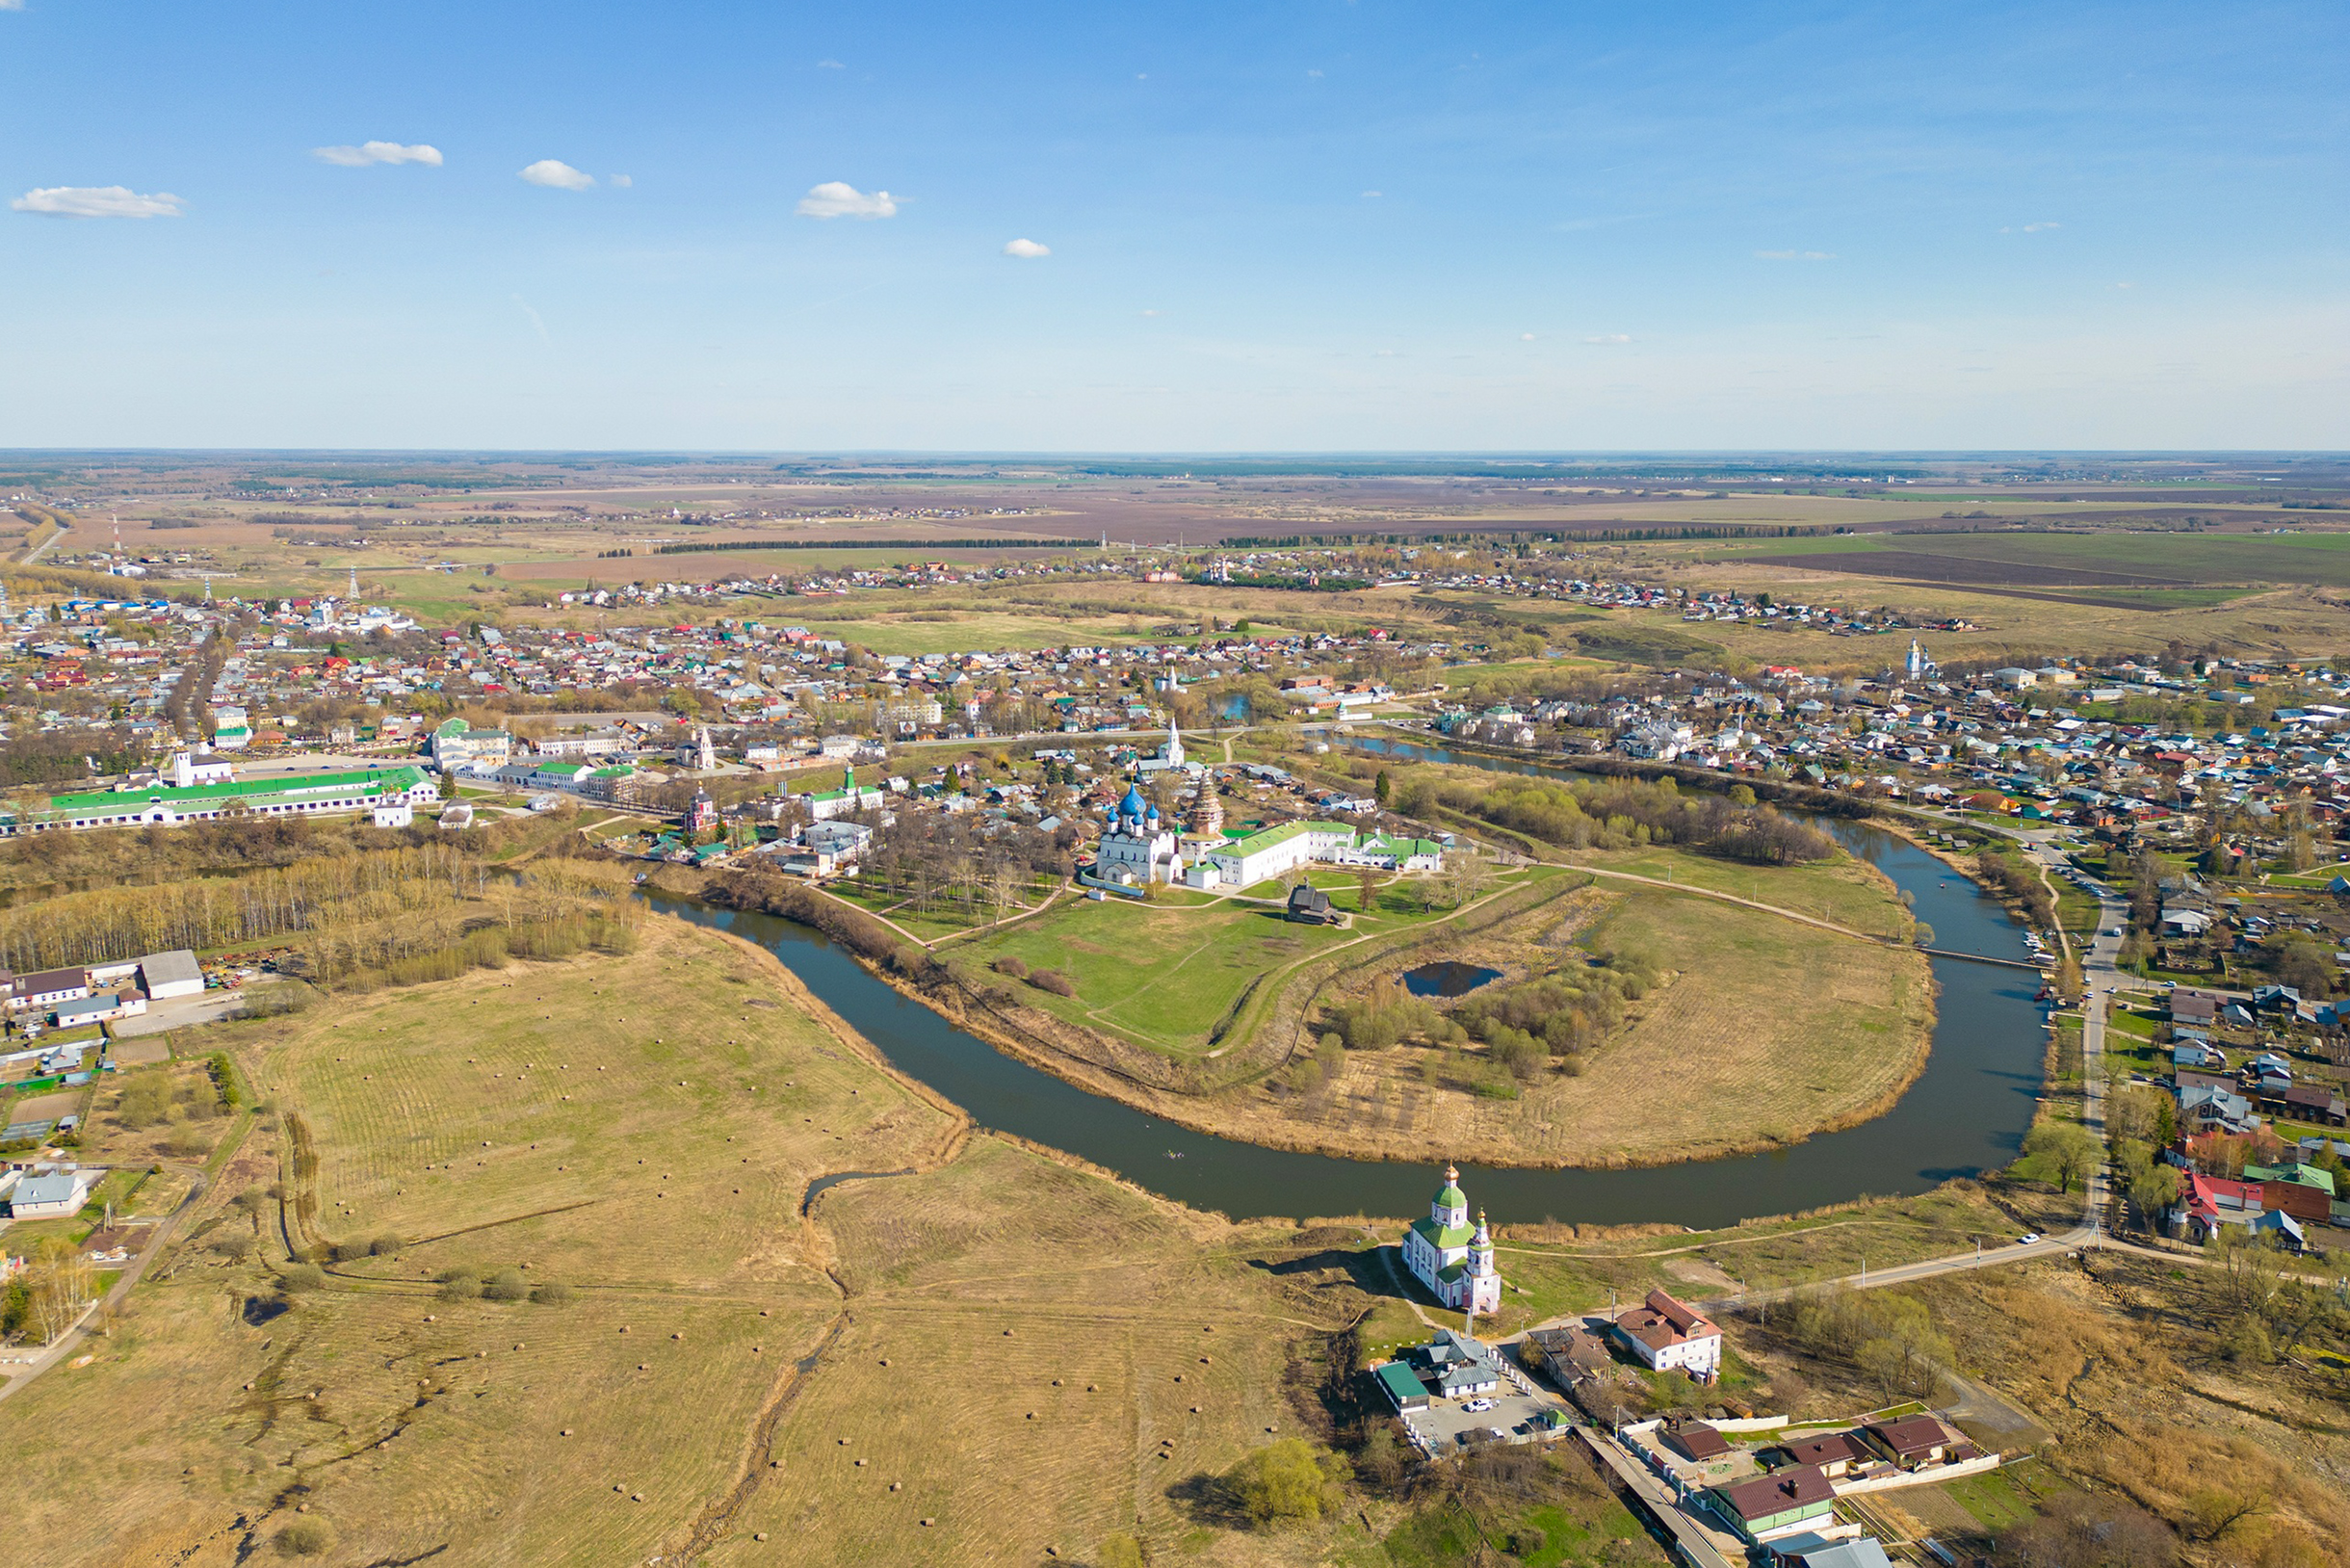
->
[652, 740, 2048, 1228]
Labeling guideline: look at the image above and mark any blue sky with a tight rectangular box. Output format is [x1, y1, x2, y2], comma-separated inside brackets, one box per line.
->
[2, 1, 2343, 450]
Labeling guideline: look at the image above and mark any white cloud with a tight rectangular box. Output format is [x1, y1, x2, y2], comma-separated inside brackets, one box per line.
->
[1307, 68, 1323, 78]
[796, 181, 895, 219]
[1754, 249, 1836, 260]
[519, 159, 594, 191]
[1519, 333, 1536, 342]
[817, 58, 845, 68]
[314, 141, 442, 168]
[1139, 308, 1162, 317]
[609, 173, 633, 188]
[0, 3, 26, 13]
[1360, 190, 1382, 198]
[512, 295, 550, 344]
[1002, 237, 1050, 259]
[2001, 222, 2062, 234]
[1582, 333, 1632, 344]
[13, 185, 184, 219]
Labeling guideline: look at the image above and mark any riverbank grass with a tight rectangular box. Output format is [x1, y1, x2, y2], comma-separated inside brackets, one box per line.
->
[0, 916, 1387, 1567]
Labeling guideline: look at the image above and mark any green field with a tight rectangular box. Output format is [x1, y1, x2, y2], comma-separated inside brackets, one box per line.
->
[955, 888, 1386, 1055]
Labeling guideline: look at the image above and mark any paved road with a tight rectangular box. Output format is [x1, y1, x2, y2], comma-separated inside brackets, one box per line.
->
[21, 518, 65, 565]
[1577, 1425, 1740, 1568]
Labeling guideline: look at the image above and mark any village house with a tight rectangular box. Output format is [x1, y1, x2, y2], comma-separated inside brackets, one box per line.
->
[1707, 1464, 1837, 1544]
[1606, 1289, 1723, 1382]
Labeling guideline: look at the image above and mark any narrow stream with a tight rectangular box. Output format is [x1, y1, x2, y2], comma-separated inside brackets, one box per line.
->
[649, 742, 2047, 1227]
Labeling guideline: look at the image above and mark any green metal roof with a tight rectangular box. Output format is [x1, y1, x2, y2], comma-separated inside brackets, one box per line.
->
[1211, 820, 1354, 857]
[1410, 1215, 1475, 1251]
[39, 764, 429, 817]
[1373, 1362, 1426, 1405]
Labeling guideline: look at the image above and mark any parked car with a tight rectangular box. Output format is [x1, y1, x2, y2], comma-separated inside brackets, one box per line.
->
[2017, 1233, 2044, 1245]
[1463, 1398, 1497, 1413]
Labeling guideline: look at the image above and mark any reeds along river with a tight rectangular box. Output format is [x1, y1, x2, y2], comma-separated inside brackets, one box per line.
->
[647, 745, 2048, 1227]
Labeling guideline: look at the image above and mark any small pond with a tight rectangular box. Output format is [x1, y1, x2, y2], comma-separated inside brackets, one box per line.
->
[1401, 961, 1502, 999]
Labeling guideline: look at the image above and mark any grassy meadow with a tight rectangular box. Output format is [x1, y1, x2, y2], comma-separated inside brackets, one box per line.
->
[0, 916, 1396, 1568]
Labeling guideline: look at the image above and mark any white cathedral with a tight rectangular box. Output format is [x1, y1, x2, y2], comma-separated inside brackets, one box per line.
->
[1094, 783, 1184, 885]
[1402, 1164, 1502, 1316]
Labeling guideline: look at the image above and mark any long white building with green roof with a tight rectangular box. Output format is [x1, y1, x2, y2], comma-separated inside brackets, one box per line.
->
[1402, 1163, 1501, 1316]
[5, 762, 439, 835]
[1181, 818, 1445, 890]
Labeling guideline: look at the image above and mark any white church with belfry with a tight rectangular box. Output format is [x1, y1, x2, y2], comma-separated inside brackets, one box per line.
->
[1402, 1163, 1501, 1316]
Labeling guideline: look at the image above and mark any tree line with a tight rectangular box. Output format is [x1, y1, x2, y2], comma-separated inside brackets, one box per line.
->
[1453, 775, 1839, 864]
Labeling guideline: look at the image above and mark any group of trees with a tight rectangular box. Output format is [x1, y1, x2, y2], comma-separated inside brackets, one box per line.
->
[857, 812, 1068, 925]
[2203, 1228, 2347, 1367]
[1450, 959, 1652, 1077]
[0, 843, 640, 990]
[1316, 951, 1650, 1083]
[1972, 847, 2059, 928]
[1774, 1284, 1951, 1403]
[0, 725, 146, 791]
[1456, 776, 1837, 865]
[2022, 1121, 2101, 1195]
[0, 1237, 97, 1345]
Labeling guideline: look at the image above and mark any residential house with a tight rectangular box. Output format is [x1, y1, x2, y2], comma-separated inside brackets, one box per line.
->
[1607, 1289, 1723, 1382]
[1859, 1415, 1967, 1471]
[1708, 1465, 1837, 1544]
[4, 1164, 98, 1218]
[1769, 1429, 1870, 1477]
[1772, 1535, 1895, 1568]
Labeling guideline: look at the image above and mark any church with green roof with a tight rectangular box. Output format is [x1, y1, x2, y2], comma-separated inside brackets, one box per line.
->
[1403, 1163, 1501, 1316]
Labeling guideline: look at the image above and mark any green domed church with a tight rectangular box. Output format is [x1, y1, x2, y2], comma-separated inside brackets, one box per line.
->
[1403, 1163, 1501, 1315]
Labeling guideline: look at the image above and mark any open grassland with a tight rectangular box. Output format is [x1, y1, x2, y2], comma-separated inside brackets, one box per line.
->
[1580, 841, 1916, 940]
[1257, 889, 1929, 1170]
[0, 917, 1387, 1568]
[1710, 526, 2350, 586]
[958, 875, 1932, 1171]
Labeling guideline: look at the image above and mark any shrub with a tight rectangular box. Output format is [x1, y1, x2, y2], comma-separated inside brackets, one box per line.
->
[368, 1233, 403, 1257]
[992, 955, 1029, 979]
[329, 1239, 371, 1263]
[436, 1268, 481, 1301]
[279, 1264, 325, 1293]
[273, 1517, 334, 1556]
[206, 1051, 244, 1110]
[1027, 968, 1076, 997]
[1225, 1438, 1348, 1527]
[529, 1282, 575, 1306]
[481, 1267, 530, 1302]
[209, 1233, 255, 1261]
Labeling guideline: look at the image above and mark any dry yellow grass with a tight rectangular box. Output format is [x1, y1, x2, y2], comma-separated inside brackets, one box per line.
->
[0, 917, 1382, 1567]
[1099, 887, 1931, 1169]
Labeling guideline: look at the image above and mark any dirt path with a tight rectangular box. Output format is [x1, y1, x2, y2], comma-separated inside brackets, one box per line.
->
[1539, 858, 1892, 946]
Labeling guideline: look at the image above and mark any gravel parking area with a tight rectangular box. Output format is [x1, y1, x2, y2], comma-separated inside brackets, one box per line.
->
[1402, 1385, 1559, 1455]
